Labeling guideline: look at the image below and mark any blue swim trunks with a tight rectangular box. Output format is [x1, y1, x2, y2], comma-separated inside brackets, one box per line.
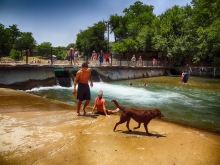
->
[77, 83, 91, 101]
[99, 58, 103, 63]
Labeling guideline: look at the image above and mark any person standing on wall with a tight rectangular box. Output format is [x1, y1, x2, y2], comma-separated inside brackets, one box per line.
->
[131, 54, 136, 66]
[91, 50, 97, 65]
[98, 50, 104, 66]
[152, 58, 156, 66]
[74, 48, 79, 65]
[65, 50, 71, 65]
[138, 56, 142, 67]
[73, 62, 93, 116]
[68, 47, 74, 65]
[105, 53, 110, 65]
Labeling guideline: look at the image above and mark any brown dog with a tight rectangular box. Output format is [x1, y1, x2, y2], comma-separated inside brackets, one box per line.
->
[112, 100, 164, 135]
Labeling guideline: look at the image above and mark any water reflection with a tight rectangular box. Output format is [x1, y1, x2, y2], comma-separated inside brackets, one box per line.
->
[26, 76, 220, 133]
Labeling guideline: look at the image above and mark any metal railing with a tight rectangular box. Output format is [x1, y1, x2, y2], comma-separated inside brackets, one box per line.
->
[0, 58, 174, 68]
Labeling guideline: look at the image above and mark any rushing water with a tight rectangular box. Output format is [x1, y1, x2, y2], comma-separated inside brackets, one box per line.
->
[26, 76, 220, 134]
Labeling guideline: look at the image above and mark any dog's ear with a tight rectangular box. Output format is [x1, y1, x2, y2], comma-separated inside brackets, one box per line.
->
[150, 109, 160, 117]
[154, 109, 164, 118]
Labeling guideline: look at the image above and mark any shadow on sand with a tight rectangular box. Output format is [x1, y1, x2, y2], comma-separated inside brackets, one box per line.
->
[115, 130, 167, 138]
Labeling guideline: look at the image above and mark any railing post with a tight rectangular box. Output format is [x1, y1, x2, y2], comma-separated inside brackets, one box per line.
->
[50, 47, 53, 66]
[25, 49, 28, 65]
[70, 48, 73, 65]
[110, 53, 112, 66]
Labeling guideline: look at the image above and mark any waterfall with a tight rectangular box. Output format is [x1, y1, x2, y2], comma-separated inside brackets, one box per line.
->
[189, 67, 192, 75]
[166, 70, 172, 76]
[55, 77, 60, 86]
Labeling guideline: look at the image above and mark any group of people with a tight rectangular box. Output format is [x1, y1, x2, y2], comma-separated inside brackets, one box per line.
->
[73, 62, 188, 116]
[131, 54, 143, 67]
[30, 58, 42, 64]
[65, 47, 79, 65]
[91, 50, 111, 66]
[72, 62, 119, 116]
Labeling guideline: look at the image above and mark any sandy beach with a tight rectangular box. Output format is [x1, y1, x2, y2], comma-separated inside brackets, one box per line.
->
[0, 88, 220, 165]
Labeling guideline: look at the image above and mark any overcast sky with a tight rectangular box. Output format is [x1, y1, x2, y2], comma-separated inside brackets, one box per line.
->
[0, 0, 191, 47]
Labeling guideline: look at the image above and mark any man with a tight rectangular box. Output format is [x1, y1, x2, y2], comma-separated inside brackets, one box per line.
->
[68, 47, 74, 65]
[73, 62, 93, 116]
[98, 50, 104, 66]
[73, 48, 79, 65]
[181, 70, 189, 85]
[90, 90, 119, 117]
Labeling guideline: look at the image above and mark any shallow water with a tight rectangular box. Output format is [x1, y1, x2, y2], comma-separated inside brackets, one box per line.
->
[26, 76, 220, 133]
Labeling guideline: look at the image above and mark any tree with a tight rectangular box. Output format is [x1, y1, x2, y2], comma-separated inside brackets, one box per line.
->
[53, 46, 67, 60]
[10, 32, 36, 60]
[109, 1, 156, 54]
[36, 42, 52, 58]
[112, 37, 138, 54]
[0, 24, 22, 56]
[190, 0, 220, 66]
[15, 32, 36, 50]
[122, 1, 155, 39]
[152, 5, 193, 65]
[75, 21, 107, 55]
[8, 24, 22, 45]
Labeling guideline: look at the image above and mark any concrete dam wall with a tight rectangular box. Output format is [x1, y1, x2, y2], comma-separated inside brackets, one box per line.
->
[1, 66, 219, 90]
[0, 66, 166, 90]
[0, 67, 56, 90]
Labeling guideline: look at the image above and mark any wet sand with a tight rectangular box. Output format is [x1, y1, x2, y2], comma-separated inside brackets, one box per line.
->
[0, 88, 220, 165]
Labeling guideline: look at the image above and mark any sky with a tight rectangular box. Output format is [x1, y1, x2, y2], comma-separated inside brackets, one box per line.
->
[0, 0, 191, 47]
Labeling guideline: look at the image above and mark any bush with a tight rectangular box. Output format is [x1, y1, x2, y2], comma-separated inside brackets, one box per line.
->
[10, 49, 24, 60]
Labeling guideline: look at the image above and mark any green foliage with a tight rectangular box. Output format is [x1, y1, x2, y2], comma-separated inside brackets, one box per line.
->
[10, 49, 23, 60]
[36, 42, 52, 58]
[53, 46, 67, 60]
[75, 21, 107, 55]
[15, 32, 36, 50]
[0, 24, 22, 56]
[1, 0, 220, 66]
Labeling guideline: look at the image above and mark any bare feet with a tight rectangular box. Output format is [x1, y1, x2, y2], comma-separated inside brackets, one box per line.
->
[82, 108, 86, 115]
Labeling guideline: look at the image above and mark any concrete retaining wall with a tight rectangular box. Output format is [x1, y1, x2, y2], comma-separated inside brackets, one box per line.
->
[172, 67, 220, 77]
[94, 67, 165, 81]
[0, 66, 56, 90]
[0, 66, 166, 90]
[4, 66, 219, 90]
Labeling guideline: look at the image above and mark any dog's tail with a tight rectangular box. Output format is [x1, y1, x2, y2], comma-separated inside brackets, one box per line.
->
[111, 100, 125, 112]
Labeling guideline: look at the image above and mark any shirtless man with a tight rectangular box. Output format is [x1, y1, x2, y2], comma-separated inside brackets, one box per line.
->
[90, 90, 119, 117]
[73, 62, 93, 116]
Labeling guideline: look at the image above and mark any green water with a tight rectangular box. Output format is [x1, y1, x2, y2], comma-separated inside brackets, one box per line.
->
[27, 76, 220, 133]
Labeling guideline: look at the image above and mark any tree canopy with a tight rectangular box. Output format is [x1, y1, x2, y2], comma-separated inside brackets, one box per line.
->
[1, 0, 220, 66]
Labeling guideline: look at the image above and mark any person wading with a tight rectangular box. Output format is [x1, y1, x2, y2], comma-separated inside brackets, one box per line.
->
[73, 62, 93, 116]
